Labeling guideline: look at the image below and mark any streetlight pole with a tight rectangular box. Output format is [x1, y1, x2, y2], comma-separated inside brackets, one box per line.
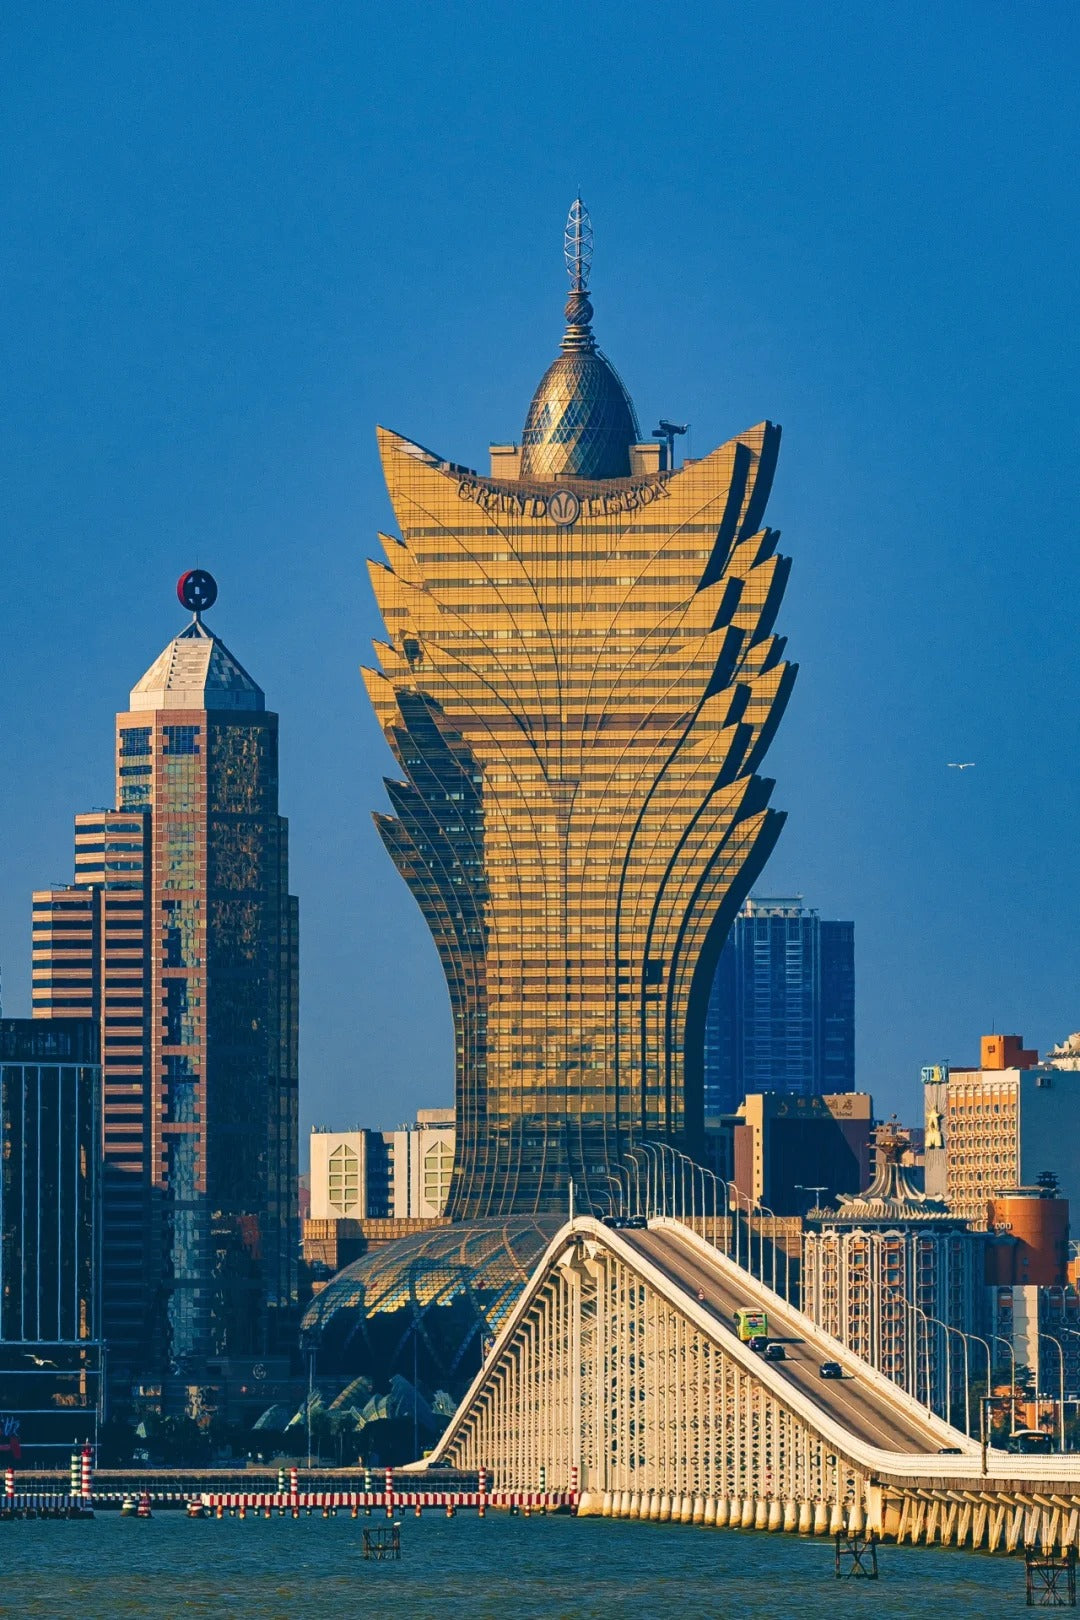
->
[1057, 1325, 1080, 1453]
[908, 1300, 952, 1423]
[1038, 1330, 1066, 1453]
[626, 1149, 647, 1218]
[754, 1199, 780, 1296]
[991, 1332, 1016, 1440]
[980, 1394, 995, 1477]
[306, 1345, 315, 1471]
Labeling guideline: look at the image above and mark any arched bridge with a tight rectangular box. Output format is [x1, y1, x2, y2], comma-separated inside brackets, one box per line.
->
[417, 1217, 1080, 1554]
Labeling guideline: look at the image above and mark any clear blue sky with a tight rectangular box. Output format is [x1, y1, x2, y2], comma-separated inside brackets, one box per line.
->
[3, 2, 1079, 1143]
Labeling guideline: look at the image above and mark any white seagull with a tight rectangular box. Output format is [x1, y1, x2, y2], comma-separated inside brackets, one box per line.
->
[947, 762, 975, 770]
[23, 1353, 57, 1367]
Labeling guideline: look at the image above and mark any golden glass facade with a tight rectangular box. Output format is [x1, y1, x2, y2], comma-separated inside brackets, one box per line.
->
[365, 230, 794, 1217]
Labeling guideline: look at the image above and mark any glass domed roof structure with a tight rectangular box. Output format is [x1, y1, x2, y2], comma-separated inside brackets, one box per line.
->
[520, 349, 640, 481]
[301, 1218, 558, 1396]
[519, 196, 640, 481]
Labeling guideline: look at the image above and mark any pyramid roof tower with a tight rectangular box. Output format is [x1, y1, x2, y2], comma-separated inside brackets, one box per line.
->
[129, 612, 263, 713]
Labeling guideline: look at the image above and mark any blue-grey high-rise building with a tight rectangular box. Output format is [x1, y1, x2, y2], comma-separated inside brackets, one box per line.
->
[704, 896, 854, 1116]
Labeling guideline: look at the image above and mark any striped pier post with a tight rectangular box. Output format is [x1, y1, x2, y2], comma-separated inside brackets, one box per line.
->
[478, 1465, 487, 1518]
[385, 1467, 394, 1519]
[570, 1464, 579, 1507]
[69, 1451, 80, 1507]
[4, 1467, 14, 1505]
[81, 1446, 93, 1507]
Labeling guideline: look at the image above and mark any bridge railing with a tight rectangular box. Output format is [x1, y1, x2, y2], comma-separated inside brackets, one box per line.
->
[603, 1141, 797, 1303]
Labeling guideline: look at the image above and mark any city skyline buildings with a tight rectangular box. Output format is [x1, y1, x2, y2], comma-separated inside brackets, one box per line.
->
[30, 578, 299, 1386]
[704, 894, 854, 1115]
[365, 199, 795, 1215]
[3, 5, 1080, 1142]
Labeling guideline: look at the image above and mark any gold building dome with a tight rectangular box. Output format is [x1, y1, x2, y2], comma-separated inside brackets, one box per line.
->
[519, 198, 641, 481]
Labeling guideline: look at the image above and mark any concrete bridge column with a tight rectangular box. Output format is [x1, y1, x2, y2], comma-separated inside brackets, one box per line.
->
[767, 1499, 783, 1531]
[703, 1497, 717, 1526]
[740, 1498, 754, 1529]
[797, 1500, 813, 1534]
[783, 1500, 798, 1532]
[846, 1499, 863, 1536]
[828, 1502, 845, 1536]
[657, 1493, 672, 1523]
[813, 1501, 829, 1534]
[714, 1497, 730, 1527]
[678, 1494, 693, 1524]
[691, 1495, 705, 1524]
[648, 1493, 661, 1522]
[601, 1491, 612, 1517]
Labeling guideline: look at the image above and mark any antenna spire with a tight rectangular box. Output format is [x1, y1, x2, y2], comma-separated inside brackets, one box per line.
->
[561, 196, 596, 354]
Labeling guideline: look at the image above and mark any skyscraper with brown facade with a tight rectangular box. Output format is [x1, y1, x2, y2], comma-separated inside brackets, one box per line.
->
[364, 201, 795, 1216]
[33, 576, 298, 1386]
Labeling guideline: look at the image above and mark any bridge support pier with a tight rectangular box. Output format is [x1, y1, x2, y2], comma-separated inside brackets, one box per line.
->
[813, 1502, 829, 1535]
[798, 1500, 813, 1534]
[704, 1497, 717, 1526]
[784, 1500, 798, 1532]
[767, 1499, 783, 1531]
[740, 1498, 754, 1529]
[829, 1503, 845, 1536]
[692, 1495, 705, 1525]
[715, 1497, 730, 1527]
[754, 1498, 768, 1529]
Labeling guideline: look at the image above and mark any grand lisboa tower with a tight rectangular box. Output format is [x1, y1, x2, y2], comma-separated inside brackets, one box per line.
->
[304, 201, 795, 1392]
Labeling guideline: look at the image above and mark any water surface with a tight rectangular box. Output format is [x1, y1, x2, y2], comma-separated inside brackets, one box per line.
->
[0, 1510, 1034, 1618]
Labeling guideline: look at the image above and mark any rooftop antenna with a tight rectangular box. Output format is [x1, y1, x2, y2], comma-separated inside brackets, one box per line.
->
[652, 419, 689, 471]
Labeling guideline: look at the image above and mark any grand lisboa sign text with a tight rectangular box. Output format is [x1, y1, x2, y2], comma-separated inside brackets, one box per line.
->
[456, 473, 670, 525]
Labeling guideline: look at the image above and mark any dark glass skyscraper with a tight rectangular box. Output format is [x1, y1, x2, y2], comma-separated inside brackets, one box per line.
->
[365, 201, 795, 1215]
[0, 1018, 99, 1343]
[703, 895, 855, 1115]
[0, 1018, 101, 1463]
[33, 581, 299, 1386]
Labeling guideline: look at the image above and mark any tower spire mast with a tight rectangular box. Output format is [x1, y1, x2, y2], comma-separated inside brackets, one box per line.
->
[560, 196, 596, 354]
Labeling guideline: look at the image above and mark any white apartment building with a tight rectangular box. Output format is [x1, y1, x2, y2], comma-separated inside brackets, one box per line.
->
[309, 1108, 454, 1221]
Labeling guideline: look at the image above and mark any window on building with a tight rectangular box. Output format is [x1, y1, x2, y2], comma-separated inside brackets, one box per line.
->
[327, 1143, 360, 1213]
[164, 726, 200, 756]
[422, 1136, 454, 1212]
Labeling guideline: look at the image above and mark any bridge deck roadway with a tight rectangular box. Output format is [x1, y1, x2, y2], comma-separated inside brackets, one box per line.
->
[622, 1226, 949, 1455]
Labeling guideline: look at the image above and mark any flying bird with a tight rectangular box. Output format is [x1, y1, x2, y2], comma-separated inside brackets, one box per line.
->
[23, 1353, 56, 1367]
[947, 762, 975, 770]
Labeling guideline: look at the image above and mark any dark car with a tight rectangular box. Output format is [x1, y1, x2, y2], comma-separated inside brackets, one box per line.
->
[623, 1215, 647, 1229]
[749, 1335, 768, 1353]
[602, 1216, 627, 1228]
[764, 1341, 786, 1362]
[818, 1361, 843, 1379]
[937, 1447, 962, 1455]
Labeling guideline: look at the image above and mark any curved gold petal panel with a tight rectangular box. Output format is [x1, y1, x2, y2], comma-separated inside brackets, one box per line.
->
[366, 421, 794, 1217]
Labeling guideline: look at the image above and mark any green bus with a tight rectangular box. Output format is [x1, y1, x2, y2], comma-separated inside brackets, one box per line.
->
[734, 1308, 768, 1343]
